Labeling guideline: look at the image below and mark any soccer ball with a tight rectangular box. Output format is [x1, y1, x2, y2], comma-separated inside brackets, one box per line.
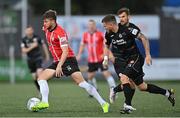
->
[27, 97, 40, 111]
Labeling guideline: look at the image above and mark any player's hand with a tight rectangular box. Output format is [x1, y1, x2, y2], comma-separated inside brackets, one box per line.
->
[55, 64, 64, 77]
[102, 56, 109, 68]
[109, 55, 115, 63]
[145, 54, 152, 66]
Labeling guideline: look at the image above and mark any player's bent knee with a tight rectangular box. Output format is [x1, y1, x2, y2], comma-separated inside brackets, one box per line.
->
[36, 68, 43, 77]
[71, 71, 85, 84]
[137, 82, 147, 91]
[37, 69, 55, 81]
[129, 80, 136, 89]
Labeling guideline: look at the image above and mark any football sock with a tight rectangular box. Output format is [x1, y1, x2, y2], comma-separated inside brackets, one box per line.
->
[129, 88, 135, 104]
[79, 81, 106, 105]
[146, 84, 166, 95]
[165, 90, 170, 97]
[113, 84, 123, 93]
[123, 83, 132, 106]
[34, 80, 40, 91]
[38, 80, 49, 103]
[106, 76, 116, 88]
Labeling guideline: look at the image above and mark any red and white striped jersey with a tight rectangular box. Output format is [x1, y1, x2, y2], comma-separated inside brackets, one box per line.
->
[44, 24, 75, 62]
[81, 31, 104, 63]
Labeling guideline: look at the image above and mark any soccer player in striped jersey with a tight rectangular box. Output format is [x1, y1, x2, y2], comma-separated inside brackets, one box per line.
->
[77, 19, 116, 99]
[32, 10, 109, 113]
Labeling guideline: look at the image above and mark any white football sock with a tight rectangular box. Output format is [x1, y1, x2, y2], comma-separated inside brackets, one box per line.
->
[79, 81, 106, 105]
[106, 76, 116, 88]
[165, 90, 170, 97]
[38, 80, 49, 103]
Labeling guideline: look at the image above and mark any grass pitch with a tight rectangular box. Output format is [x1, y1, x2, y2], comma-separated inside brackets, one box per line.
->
[0, 79, 179, 117]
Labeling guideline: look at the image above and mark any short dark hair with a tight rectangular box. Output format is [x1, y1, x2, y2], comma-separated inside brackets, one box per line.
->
[43, 9, 57, 20]
[101, 14, 117, 24]
[26, 25, 33, 29]
[117, 7, 130, 15]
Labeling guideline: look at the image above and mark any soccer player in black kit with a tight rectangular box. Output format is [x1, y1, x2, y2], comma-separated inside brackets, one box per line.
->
[21, 26, 50, 92]
[101, 8, 175, 114]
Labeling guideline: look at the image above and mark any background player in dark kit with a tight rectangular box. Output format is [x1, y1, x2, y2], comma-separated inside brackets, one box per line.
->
[21, 26, 50, 91]
[102, 12, 175, 113]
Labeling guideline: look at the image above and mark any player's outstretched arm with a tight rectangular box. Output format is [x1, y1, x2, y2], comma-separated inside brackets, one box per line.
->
[138, 33, 152, 66]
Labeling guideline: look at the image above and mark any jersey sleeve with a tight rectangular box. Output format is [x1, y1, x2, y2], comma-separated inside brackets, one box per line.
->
[81, 33, 87, 45]
[38, 36, 44, 45]
[34, 35, 44, 45]
[128, 24, 141, 38]
[57, 30, 69, 47]
[105, 32, 112, 46]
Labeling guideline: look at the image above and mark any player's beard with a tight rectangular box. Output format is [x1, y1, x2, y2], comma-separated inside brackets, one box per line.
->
[120, 21, 126, 25]
[47, 25, 53, 30]
[47, 22, 56, 31]
[121, 19, 129, 26]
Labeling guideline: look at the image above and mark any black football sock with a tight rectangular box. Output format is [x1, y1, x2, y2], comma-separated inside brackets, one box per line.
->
[113, 84, 123, 93]
[34, 80, 40, 91]
[146, 84, 166, 95]
[129, 88, 135, 104]
[123, 83, 132, 106]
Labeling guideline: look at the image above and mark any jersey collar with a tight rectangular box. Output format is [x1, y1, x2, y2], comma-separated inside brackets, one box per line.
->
[88, 30, 97, 35]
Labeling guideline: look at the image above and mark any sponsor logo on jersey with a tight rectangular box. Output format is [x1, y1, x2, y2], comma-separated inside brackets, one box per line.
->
[112, 39, 127, 45]
[119, 34, 122, 38]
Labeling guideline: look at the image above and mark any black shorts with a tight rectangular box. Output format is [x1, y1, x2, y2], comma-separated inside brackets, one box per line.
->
[47, 57, 80, 76]
[113, 54, 145, 85]
[27, 59, 42, 73]
[88, 61, 108, 72]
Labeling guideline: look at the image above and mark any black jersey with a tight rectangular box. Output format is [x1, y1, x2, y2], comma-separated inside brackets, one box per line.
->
[21, 34, 44, 60]
[105, 23, 141, 58]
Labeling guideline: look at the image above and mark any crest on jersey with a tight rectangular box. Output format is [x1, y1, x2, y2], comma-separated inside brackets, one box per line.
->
[119, 34, 122, 38]
[66, 65, 72, 71]
[128, 60, 135, 67]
